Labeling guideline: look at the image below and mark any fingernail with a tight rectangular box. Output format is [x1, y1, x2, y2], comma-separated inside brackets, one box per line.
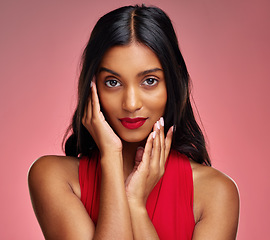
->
[153, 131, 156, 139]
[90, 81, 93, 88]
[157, 121, 160, 130]
[160, 117, 164, 127]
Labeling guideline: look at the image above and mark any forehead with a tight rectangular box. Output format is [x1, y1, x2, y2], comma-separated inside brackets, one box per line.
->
[99, 42, 163, 73]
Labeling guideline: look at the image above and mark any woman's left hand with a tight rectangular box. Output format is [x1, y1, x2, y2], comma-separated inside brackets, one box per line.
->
[125, 118, 174, 207]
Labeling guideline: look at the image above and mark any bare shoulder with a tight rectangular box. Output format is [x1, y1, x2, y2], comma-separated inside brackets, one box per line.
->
[28, 155, 81, 198]
[191, 160, 239, 197]
[190, 160, 240, 239]
[28, 155, 94, 239]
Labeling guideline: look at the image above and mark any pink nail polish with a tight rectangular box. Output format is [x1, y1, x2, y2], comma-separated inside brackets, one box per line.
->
[160, 117, 164, 127]
[157, 121, 160, 130]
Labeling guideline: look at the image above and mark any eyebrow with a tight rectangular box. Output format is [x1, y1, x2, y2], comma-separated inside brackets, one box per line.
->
[98, 67, 163, 77]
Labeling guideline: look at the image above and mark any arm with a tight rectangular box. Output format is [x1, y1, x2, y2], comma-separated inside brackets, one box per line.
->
[125, 119, 174, 239]
[82, 81, 133, 239]
[29, 155, 133, 240]
[129, 203, 159, 239]
[95, 152, 133, 239]
[28, 155, 95, 240]
[192, 167, 240, 240]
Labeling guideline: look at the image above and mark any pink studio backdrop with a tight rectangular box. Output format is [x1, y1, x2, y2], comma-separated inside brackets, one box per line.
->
[1, 0, 269, 239]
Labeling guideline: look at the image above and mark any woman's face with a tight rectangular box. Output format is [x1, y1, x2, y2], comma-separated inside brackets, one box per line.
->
[96, 42, 167, 143]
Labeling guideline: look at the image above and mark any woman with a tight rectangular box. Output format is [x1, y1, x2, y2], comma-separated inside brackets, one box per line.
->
[28, 5, 239, 239]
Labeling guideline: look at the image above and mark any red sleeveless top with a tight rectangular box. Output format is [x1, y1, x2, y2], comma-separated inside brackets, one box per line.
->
[79, 149, 195, 239]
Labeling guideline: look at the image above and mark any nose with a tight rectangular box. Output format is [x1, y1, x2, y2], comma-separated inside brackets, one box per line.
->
[122, 86, 142, 113]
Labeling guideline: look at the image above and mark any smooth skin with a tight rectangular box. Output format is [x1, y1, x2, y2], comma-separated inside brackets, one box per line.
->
[28, 42, 239, 239]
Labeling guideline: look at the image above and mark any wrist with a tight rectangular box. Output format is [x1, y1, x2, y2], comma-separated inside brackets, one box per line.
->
[128, 199, 147, 212]
[100, 150, 122, 159]
[128, 201, 149, 222]
[100, 152, 123, 168]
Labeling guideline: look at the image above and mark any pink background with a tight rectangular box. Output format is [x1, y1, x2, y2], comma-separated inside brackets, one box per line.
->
[1, 0, 269, 239]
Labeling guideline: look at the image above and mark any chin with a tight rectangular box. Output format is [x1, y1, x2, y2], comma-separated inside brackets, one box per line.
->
[118, 132, 150, 143]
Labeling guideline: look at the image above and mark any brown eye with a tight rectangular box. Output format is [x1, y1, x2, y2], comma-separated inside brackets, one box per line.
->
[105, 79, 121, 88]
[142, 78, 158, 86]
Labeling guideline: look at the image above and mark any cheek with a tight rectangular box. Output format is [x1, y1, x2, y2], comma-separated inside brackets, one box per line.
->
[146, 88, 167, 115]
[98, 92, 115, 117]
[98, 92, 122, 125]
[156, 95, 167, 115]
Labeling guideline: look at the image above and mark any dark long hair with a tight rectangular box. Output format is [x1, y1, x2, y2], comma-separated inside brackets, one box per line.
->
[63, 5, 211, 166]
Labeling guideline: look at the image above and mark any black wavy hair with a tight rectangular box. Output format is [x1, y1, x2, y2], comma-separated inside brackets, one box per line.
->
[63, 5, 211, 166]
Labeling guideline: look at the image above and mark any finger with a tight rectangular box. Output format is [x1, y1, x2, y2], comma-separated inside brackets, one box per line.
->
[159, 117, 166, 167]
[82, 78, 95, 124]
[82, 92, 92, 127]
[91, 81, 100, 117]
[151, 121, 161, 170]
[91, 81, 106, 122]
[82, 79, 95, 129]
[141, 132, 155, 171]
[164, 126, 174, 161]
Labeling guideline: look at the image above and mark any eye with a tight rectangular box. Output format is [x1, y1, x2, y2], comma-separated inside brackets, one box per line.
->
[105, 79, 121, 88]
[142, 78, 158, 86]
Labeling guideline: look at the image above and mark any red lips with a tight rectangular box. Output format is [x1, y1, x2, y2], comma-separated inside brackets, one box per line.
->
[119, 117, 147, 129]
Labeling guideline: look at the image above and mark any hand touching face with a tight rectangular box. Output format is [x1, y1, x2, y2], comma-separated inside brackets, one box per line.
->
[96, 42, 167, 143]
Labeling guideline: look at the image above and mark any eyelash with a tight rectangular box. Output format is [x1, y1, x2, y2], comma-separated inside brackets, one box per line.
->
[105, 79, 121, 88]
[104, 77, 159, 88]
[142, 78, 158, 86]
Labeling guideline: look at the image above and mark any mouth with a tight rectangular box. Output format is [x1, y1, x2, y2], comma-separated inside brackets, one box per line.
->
[119, 117, 148, 130]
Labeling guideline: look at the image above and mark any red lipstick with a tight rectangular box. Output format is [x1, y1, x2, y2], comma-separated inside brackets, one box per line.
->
[119, 117, 147, 129]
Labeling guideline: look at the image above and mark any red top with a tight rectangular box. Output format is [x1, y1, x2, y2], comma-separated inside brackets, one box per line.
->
[79, 149, 195, 239]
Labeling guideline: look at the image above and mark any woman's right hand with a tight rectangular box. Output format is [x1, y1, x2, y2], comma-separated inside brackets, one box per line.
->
[82, 79, 122, 157]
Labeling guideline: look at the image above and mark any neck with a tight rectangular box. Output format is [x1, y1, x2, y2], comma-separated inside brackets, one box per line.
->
[121, 140, 146, 180]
